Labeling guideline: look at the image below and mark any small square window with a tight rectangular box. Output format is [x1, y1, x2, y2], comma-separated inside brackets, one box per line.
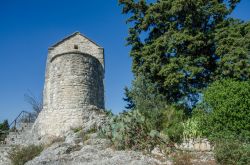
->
[74, 45, 78, 49]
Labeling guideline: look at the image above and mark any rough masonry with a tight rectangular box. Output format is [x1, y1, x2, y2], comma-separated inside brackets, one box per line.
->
[33, 32, 105, 137]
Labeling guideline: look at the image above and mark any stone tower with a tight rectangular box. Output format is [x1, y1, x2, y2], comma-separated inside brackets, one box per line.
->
[33, 32, 105, 137]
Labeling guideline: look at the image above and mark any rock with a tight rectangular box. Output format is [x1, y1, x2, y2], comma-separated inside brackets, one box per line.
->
[176, 138, 213, 152]
[25, 132, 166, 165]
[0, 145, 12, 165]
[26, 145, 161, 165]
[151, 146, 165, 157]
[65, 131, 82, 145]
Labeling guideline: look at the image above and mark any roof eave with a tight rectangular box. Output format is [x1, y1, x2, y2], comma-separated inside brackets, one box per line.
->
[49, 31, 103, 49]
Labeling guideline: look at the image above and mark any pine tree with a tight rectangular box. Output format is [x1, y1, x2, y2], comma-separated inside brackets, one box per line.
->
[0, 120, 9, 131]
[119, 0, 250, 105]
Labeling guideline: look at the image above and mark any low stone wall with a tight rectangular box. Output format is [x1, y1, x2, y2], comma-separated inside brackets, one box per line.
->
[176, 138, 213, 152]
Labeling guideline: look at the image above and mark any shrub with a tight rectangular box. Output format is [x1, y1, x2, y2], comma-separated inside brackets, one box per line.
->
[123, 75, 167, 131]
[196, 79, 250, 141]
[80, 127, 98, 142]
[100, 109, 167, 151]
[161, 106, 186, 143]
[123, 75, 188, 145]
[214, 139, 250, 165]
[8, 145, 43, 165]
[72, 127, 82, 133]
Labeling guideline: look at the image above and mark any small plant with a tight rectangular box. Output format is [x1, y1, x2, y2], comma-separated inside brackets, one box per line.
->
[214, 139, 250, 165]
[8, 145, 43, 165]
[182, 117, 203, 140]
[80, 127, 98, 142]
[100, 109, 167, 151]
[72, 127, 82, 133]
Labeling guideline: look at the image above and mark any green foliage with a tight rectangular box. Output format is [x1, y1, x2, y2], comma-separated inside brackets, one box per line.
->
[8, 145, 43, 165]
[197, 79, 250, 141]
[214, 139, 250, 165]
[215, 20, 250, 80]
[161, 106, 186, 143]
[123, 87, 135, 109]
[0, 120, 9, 141]
[72, 127, 82, 133]
[124, 75, 167, 130]
[100, 109, 167, 151]
[103, 109, 114, 117]
[119, 0, 249, 106]
[182, 106, 207, 139]
[80, 127, 98, 142]
[119, 3, 250, 161]
[0, 120, 9, 131]
[182, 117, 203, 140]
[124, 75, 189, 144]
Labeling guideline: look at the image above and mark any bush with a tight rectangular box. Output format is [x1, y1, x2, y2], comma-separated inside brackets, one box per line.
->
[100, 109, 167, 151]
[182, 117, 202, 140]
[80, 127, 98, 142]
[161, 105, 186, 143]
[8, 145, 43, 165]
[123, 75, 188, 145]
[214, 139, 250, 165]
[196, 79, 250, 141]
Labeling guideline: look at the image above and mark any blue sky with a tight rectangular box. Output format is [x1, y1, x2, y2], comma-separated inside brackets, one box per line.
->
[0, 0, 249, 123]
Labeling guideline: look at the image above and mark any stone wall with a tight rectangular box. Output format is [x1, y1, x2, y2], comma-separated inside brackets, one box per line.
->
[176, 138, 213, 152]
[49, 32, 104, 68]
[33, 32, 105, 137]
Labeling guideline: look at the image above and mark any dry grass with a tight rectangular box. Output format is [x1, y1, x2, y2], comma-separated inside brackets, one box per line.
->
[8, 145, 43, 165]
[173, 151, 194, 165]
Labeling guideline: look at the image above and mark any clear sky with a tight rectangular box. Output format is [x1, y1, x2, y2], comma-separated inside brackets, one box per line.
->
[0, 0, 249, 123]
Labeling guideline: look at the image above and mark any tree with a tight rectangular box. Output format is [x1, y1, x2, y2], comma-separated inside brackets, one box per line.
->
[0, 120, 9, 141]
[0, 120, 9, 131]
[24, 91, 43, 117]
[119, 0, 250, 106]
[214, 19, 250, 80]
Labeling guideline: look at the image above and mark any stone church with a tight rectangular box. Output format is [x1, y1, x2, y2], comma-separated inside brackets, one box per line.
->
[33, 32, 105, 137]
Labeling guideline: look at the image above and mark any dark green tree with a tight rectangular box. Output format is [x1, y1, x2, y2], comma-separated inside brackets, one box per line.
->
[119, 0, 250, 106]
[0, 120, 9, 131]
[123, 87, 135, 109]
[0, 119, 9, 141]
[214, 19, 250, 80]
